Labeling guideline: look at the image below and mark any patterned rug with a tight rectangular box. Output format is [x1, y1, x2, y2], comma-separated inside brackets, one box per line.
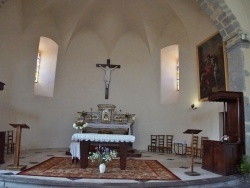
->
[18, 157, 180, 180]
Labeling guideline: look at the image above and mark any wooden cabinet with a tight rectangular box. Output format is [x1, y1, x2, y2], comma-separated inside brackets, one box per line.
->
[202, 140, 241, 175]
[207, 91, 245, 152]
[202, 91, 245, 175]
[0, 132, 5, 164]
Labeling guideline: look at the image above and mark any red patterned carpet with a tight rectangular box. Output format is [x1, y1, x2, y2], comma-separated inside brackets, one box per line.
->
[18, 157, 180, 181]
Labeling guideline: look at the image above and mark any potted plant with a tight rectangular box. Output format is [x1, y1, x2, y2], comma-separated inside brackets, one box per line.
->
[239, 155, 250, 182]
[88, 145, 117, 173]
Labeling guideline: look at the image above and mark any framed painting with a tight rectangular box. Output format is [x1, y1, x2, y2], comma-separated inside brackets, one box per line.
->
[197, 32, 228, 101]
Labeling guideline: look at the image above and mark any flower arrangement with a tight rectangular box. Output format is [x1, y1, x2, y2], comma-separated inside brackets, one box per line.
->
[79, 111, 88, 120]
[125, 113, 135, 122]
[81, 111, 88, 116]
[220, 135, 229, 142]
[73, 120, 88, 133]
[88, 145, 117, 164]
[125, 112, 132, 118]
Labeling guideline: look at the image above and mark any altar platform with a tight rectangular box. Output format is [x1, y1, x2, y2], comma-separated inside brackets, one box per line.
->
[1, 148, 247, 188]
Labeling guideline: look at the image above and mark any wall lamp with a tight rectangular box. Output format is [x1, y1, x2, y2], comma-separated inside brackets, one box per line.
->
[191, 104, 197, 110]
[241, 33, 250, 41]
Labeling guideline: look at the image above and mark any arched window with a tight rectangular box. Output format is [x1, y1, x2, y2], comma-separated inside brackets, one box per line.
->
[160, 45, 179, 104]
[34, 51, 41, 83]
[176, 60, 179, 91]
[34, 37, 58, 97]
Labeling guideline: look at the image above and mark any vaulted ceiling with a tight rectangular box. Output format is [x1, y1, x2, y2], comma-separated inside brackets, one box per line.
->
[22, 0, 203, 55]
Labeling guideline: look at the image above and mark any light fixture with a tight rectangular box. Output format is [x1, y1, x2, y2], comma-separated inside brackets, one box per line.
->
[191, 104, 197, 110]
[241, 33, 250, 41]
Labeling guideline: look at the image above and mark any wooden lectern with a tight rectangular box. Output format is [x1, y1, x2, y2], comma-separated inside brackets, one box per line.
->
[6, 124, 30, 171]
[183, 129, 202, 176]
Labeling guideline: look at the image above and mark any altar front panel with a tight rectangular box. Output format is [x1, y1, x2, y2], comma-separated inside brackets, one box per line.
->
[84, 122, 133, 135]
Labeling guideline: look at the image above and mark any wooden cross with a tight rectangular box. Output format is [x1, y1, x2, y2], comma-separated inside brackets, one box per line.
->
[96, 59, 121, 99]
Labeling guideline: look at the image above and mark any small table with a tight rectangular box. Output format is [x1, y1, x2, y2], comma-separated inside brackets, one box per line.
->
[173, 141, 187, 155]
[71, 133, 135, 170]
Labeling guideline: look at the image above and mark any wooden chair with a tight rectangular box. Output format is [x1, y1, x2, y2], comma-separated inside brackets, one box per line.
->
[164, 135, 173, 153]
[148, 135, 158, 152]
[186, 135, 198, 156]
[5, 130, 15, 154]
[156, 135, 165, 152]
[195, 136, 208, 158]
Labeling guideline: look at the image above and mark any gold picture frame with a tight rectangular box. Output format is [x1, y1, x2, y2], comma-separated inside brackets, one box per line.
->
[197, 32, 228, 101]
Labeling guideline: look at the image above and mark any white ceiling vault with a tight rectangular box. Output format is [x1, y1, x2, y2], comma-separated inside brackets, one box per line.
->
[22, 0, 202, 56]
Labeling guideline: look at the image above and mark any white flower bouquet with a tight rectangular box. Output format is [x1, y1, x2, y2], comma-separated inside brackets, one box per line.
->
[73, 120, 88, 132]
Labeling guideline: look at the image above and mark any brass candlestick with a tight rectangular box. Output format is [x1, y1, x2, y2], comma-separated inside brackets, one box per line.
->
[119, 110, 122, 122]
[90, 108, 93, 122]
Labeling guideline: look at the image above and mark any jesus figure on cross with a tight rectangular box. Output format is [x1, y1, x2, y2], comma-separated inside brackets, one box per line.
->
[96, 59, 121, 99]
[99, 65, 118, 88]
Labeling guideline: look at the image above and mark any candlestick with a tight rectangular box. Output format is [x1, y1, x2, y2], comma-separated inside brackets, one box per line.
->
[90, 108, 93, 122]
[119, 110, 122, 122]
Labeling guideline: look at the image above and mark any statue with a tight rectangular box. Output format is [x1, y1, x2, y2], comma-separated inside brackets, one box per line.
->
[96, 59, 121, 99]
[103, 112, 109, 121]
[99, 65, 118, 88]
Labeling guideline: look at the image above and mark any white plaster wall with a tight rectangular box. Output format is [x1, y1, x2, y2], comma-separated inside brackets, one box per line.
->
[0, 0, 225, 150]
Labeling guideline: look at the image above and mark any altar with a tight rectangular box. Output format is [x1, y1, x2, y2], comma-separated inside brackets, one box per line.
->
[71, 133, 135, 170]
[77, 104, 135, 135]
[68, 104, 138, 160]
[85, 122, 133, 135]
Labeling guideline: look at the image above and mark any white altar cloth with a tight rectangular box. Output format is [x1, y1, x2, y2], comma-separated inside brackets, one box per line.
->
[71, 133, 135, 143]
[86, 122, 133, 135]
[70, 142, 80, 159]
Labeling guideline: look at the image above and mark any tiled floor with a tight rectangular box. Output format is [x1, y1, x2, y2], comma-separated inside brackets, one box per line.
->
[0, 148, 221, 182]
[1, 148, 250, 188]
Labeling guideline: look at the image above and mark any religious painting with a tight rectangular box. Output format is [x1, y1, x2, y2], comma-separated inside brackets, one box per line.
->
[197, 32, 228, 101]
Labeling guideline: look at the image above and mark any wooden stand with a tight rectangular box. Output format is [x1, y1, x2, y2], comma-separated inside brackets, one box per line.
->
[5, 124, 30, 171]
[0, 132, 5, 164]
[183, 129, 202, 176]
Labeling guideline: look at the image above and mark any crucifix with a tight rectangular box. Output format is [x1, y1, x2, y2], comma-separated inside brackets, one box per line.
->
[96, 59, 121, 99]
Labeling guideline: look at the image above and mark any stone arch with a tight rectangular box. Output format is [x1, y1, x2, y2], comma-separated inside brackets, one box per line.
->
[197, 0, 242, 48]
